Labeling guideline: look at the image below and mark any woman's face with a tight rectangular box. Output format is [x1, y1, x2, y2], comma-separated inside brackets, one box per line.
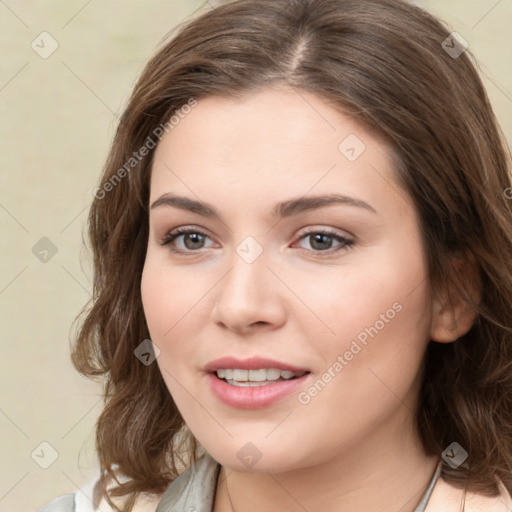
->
[141, 86, 434, 472]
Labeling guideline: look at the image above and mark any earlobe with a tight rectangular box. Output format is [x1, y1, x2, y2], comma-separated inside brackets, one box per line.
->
[430, 298, 478, 343]
[430, 254, 482, 343]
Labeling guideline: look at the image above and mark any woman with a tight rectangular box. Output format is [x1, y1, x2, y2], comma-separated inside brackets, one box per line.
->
[37, 0, 512, 510]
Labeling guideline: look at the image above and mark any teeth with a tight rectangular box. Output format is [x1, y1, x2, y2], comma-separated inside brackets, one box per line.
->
[215, 368, 303, 382]
[225, 379, 274, 387]
[266, 368, 282, 380]
[249, 369, 270, 381]
[233, 369, 248, 381]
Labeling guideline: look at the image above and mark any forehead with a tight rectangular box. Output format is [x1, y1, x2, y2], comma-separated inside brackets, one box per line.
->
[149, 86, 407, 219]
[161, 88, 369, 149]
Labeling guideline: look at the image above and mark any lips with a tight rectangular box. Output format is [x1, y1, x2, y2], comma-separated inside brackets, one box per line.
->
[207, 372, 311, 408]
[204, 355, 312, 409]
[204, 355, 309, 374]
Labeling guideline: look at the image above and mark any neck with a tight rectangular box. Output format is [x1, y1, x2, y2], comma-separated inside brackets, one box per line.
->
[214, 413, 439, 512]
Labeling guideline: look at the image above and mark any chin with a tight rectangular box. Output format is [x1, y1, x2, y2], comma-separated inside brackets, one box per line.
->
[204, 441, 308, 474]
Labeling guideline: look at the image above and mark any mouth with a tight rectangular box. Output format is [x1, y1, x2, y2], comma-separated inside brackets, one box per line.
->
[204, 356, 312, 408]
[204, 357, 312, 408]
[213, 368, 310, 387]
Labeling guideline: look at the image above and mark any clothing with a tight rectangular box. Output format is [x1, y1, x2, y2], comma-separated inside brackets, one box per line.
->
[153, 454, 442, 512]
[36, 453, 512, 512]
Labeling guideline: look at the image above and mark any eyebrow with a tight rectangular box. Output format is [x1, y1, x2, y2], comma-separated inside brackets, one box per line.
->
[150, 192, 377, 220]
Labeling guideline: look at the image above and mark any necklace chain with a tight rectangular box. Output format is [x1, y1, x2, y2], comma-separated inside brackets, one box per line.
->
[225, 474, 236, 512]
[221, 459, 441, 512]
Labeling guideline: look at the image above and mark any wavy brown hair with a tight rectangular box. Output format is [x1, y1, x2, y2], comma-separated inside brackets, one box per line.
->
[71, 0, 512, 509]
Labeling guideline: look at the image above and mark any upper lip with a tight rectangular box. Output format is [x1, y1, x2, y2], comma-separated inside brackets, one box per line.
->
[204, 356, 310, 374]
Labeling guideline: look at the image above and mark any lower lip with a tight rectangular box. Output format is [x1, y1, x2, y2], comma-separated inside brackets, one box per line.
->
[206, 372, 310, 409]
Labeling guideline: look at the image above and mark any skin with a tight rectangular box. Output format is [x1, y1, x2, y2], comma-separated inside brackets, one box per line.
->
[140, 85, 477, 512]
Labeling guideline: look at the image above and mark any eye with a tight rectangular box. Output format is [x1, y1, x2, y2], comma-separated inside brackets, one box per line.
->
[293, 229, 355, 255]
[158, 227, 214, 253]
[158, 227, 355, 256]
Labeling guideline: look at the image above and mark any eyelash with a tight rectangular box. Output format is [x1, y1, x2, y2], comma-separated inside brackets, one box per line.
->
[158, 227, 355, 256]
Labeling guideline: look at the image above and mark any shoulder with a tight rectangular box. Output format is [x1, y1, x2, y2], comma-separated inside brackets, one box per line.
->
[36, 454, 219, 512]
[426, 475, 512, 511]
[36, 469, 105, 512]
[463, 480, 512, 512]
[36, 484, 161, 512]
[36, 493, 75, 512]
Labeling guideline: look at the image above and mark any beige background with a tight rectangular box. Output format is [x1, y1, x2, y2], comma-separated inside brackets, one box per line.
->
[0, 1, 510, 511]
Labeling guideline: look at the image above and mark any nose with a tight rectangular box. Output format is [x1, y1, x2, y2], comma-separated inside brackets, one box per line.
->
[211, 246, 286, 334]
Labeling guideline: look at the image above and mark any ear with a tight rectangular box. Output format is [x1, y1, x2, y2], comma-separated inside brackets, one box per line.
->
[430, 252, 482, 343]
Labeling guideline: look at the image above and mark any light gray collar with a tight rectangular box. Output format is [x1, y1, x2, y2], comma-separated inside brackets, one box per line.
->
[155, 453, 220, 512]
[413, 459, 442, 512]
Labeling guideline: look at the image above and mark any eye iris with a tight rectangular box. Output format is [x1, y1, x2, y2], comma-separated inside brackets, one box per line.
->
[184, 233, 205, 250]
[310, 233, 332, 251]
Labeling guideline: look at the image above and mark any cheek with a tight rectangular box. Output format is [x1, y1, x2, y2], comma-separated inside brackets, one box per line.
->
[288, 273, 430, 462]
[140, 254, 213, 382]
[292, 250, 428, 348]
[140, 261, 192, 407]
[141, 261, 171, 337]
[141, 254, 205, 337]
[297, 242, 431, 393]
[297, 256, 431, 409]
